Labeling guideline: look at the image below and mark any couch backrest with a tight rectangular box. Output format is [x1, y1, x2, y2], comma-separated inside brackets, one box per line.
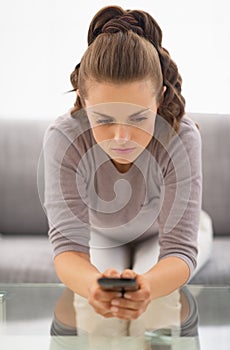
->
[1, 114, 229, 236]
[0, 118, 50, 235]
[189, 113, 230, 235]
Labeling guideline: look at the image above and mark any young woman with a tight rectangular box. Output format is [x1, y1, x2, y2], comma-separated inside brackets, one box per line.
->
[43, 6, 208, 327]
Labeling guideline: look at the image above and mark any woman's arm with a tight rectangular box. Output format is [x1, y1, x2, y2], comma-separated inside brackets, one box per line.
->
[142, 256, 190, 299]
[106, 120, 202, 320]
[43, 122, 123, 316]
[43, 122, 101, 297]
[54, 251, 101, 298]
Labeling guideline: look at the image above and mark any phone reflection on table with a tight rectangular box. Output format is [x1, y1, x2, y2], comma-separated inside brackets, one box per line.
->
[49, 286, 200, 350]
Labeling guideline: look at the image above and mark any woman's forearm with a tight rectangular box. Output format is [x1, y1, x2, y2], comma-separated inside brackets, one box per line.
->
[142, 256, 190, 300]
[54, 252, 190, 300]
[54, 251, 101, 298]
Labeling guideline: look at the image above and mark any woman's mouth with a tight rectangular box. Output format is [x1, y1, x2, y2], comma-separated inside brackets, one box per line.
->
[111, 147, 136, 154]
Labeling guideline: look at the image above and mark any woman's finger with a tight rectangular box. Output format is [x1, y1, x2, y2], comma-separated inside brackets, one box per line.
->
[110, 305, 145, 320]
[89, 284, 122, 302]
[93, 303, 116, 318]
[102, 268, 120, 278]
[123, 288, 151, 302]
[120, 269, 137, 279]
[111, 298, 141, 311]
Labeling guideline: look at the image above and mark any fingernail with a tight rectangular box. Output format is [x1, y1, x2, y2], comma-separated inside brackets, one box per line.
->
[124, 294, 131, 299]
[116, 293, 122, 298]
[111, 306, 119, 313]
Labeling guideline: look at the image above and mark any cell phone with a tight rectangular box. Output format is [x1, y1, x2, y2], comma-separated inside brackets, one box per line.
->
[97, 277, 139, 292]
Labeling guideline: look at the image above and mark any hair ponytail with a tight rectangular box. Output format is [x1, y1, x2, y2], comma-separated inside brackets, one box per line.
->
[87, 6, 124, 45]
[157, 45, 186, 131]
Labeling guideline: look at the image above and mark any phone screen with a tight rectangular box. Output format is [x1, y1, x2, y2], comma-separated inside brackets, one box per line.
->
[97, 277, 139, 291]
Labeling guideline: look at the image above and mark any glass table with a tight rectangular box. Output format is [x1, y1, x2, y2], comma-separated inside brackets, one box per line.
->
[0, 284, 229, 350]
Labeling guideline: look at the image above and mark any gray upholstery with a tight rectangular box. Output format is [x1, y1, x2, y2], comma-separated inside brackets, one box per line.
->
[0, 117, 59, 283]
[0, 118, 49, 235]
[189, 113, 230, 236]
[190, 237, 230, 285]
[0, 114, 229, 284]
[0, 235, 59, 283]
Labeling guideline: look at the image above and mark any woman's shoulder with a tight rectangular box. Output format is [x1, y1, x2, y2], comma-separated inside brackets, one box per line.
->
[179, 114, 200, 135]
[153, 113, 201, 150]
[151, 113, 201, 171]
[44, 109, 92, 147]
[177, 114, 202, 150]
[47, 109, 90, 136]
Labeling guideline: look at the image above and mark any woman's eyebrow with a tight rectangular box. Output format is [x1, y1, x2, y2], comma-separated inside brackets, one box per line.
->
[91, 108, 150, 119]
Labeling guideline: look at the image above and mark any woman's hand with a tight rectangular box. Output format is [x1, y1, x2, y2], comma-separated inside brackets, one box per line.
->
[109, 269, 152, 320]
[87, 268, 123, 318]
[88, 268, 152, 320]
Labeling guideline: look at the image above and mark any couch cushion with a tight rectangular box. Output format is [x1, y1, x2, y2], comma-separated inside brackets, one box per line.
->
[189, 113, 230, 236]
[0, 235, 60, 283]
[189, 237, 230, 285]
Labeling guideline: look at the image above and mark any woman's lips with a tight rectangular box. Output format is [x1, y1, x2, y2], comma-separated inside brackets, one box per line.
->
[111, 147, 136, 154]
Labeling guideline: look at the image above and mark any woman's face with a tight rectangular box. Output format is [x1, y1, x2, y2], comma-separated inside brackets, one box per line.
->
[83, 80, 160, 172]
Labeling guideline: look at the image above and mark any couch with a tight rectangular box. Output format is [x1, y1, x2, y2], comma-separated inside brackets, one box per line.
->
[0, 113, 229, 285]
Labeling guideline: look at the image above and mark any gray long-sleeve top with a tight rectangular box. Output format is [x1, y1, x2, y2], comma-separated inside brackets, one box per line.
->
[43, 109, 202, 277]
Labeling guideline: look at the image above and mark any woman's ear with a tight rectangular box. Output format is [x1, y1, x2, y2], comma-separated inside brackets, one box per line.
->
[76, 89, 85, 107]
[157, 86, 167, 107]
[162, 85, 167, 95]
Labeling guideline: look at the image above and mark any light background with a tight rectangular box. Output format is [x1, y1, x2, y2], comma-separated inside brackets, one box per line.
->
[0, 0, 229, 119]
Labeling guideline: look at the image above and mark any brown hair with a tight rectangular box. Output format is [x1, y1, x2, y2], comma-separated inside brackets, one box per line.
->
[70, 6, 186, 133]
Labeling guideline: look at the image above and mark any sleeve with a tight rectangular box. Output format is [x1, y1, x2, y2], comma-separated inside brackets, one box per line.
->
[43, 125, 90, 257]
[157, 121, 202, 278]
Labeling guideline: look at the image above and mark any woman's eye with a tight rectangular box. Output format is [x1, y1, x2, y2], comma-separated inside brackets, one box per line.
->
[96, 119, 113, 125]
[130, 116, 148, 123]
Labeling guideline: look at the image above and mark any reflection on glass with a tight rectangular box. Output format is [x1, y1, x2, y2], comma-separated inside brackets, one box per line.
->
[50, 288, 77, 336]
[49, 286, 200, 350]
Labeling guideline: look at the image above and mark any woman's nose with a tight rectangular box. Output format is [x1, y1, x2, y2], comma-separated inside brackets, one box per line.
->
[114, 124, 130, 144]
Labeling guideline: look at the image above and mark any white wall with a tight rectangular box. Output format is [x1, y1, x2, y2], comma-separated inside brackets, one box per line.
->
[0, 0, 229, 119]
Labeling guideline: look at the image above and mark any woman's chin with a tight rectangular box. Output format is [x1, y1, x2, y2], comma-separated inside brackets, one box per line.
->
[110, 159, 133, 173]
